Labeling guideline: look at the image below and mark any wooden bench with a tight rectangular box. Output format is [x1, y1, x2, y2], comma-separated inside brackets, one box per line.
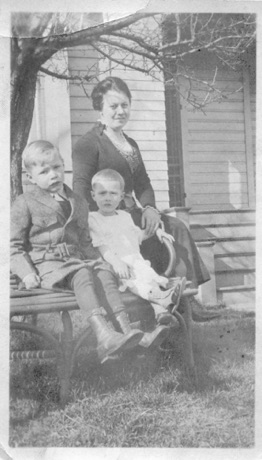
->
[10, 240, 198, 405]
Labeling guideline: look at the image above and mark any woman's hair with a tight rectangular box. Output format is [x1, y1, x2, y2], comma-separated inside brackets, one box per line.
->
[91, 77, 132, 111]
[23, 140, 63, 172]
[91, 169, 125, 191]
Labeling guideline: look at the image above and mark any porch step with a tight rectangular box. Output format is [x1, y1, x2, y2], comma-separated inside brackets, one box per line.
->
[190, 209, 256, 253]
[215, 252, 255, 288]
[213, 238, 255, 255]
[190, 209, 255, 226]
[216, 268, 255, 288]
[215, 253, 255, 271]
[190, 209, 256, 310]
[191, 222, 255, 240]
[217, 285, 255, 311]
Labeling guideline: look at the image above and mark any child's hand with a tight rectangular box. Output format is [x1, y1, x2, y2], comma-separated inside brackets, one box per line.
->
[23, 273, 41, 289]
[156, 228, 175, 244]
[112, 260, 131, 279]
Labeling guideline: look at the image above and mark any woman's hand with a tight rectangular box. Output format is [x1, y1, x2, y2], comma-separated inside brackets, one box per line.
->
[141, 207, 161, 237]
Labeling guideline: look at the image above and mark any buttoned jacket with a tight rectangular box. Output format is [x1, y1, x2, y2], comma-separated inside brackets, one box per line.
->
[10, 184, 95, 282]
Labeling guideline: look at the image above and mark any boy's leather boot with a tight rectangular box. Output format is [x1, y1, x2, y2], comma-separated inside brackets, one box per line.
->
[88, 311, 141, 364]
[115, 311, 144, 346]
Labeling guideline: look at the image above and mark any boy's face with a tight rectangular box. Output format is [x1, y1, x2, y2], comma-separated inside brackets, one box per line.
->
[27, 150, 64, 193]
[91, 179, 124, 216]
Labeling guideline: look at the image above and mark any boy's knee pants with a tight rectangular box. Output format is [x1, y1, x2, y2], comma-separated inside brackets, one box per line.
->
[95, 269, 125, 317]
[70, 267, 125, 319]
[69, 268, 101, 319]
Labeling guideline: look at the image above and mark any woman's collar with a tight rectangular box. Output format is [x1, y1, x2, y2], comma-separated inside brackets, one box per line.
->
[96, 121, 106, 135]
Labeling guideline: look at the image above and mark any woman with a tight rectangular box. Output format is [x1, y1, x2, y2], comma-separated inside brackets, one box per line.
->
[72, 76, 210, 292]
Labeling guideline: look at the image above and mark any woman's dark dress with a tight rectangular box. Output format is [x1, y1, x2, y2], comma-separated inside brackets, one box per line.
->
[72, 124, 210, 288]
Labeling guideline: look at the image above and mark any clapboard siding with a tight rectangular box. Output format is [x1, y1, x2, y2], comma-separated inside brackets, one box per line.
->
[81, 110, 166, 121]
[69, 83, 165, 101]
[250, 92, 256, 184]
[192, 183, 248, 194]
[188, 121, 244, 131]
[139, 151, 167, 160]
[190, 162, 247, 173]
[70, 112, 166, 129]
[186, 70, 243, 81]
[188, 111, 245, 121]
[68, 47, 169, 209]
[188, 132, 245, 142]
[187, 102, 245, 112]
[180, 69, 252, 210]
[68, 45, 98, 140]
[120, 131, 167, 141]
[187, 91, 244, 102]
[68, 58, 98, 72]
[189, 153, 246, 162]
[192, 194, 248, 206]
[188, 144, 246, 152]
[190, 173, 247, 183]
[71, 131, 167, 143]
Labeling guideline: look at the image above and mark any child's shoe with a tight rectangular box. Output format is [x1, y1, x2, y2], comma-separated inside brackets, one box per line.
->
[138, 325, 170, 350]
[156, 311, 176, 326]
[148, 277, 187, 310]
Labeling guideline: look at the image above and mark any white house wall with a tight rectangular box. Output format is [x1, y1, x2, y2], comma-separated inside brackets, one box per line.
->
[180, 69, 255, 211]
[185, 68, 256, 308]
[28, 51, 72, 181]
[250, 90, 256, 186]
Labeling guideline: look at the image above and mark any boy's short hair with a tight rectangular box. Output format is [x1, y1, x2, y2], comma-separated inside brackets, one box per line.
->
[22, 140, 63, 172]
[91, 169, 125, 191]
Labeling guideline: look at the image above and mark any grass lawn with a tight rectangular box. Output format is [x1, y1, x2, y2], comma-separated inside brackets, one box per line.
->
[9, 309, 255, 448]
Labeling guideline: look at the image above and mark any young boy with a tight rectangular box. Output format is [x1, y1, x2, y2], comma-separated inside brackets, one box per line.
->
[11, 141, 171, 363]
[88, 169, 186, 325]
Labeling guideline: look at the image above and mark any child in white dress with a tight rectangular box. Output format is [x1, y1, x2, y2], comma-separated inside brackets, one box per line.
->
[88, 169, 186, 325]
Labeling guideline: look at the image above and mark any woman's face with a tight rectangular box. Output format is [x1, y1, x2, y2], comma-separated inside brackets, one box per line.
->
[100, 90, 131, 131]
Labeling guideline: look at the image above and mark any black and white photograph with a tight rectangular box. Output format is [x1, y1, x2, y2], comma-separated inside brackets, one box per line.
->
[0, 0, 260, 457]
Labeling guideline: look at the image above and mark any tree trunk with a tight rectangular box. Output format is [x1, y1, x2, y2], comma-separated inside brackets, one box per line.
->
[11, 60, 39, 202]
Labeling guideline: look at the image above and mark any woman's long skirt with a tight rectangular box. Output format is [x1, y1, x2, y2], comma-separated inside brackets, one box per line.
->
[130, 208, 210, 288]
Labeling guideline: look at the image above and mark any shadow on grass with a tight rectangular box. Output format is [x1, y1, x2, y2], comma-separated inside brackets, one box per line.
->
[192, 314, 255, 392]
[10, 312, 255, 429]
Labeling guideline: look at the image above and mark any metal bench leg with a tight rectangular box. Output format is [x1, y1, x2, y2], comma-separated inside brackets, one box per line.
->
[174, 297, 198, 385]
[70, 325, 94, 375]
[57, 311, 74, 405]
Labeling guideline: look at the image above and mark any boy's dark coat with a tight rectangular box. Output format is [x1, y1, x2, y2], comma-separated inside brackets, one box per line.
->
[10, 184, 104, 289]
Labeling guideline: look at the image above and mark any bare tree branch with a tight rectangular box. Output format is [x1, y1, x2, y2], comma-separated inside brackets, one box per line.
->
[163, 32, 255, 60]
[39, 66, 93, 83]
[107, 31, 159, 54]
[97, 37, 159, 63]
[90, 42, 155, 75]
[43, 12, 156, 52]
